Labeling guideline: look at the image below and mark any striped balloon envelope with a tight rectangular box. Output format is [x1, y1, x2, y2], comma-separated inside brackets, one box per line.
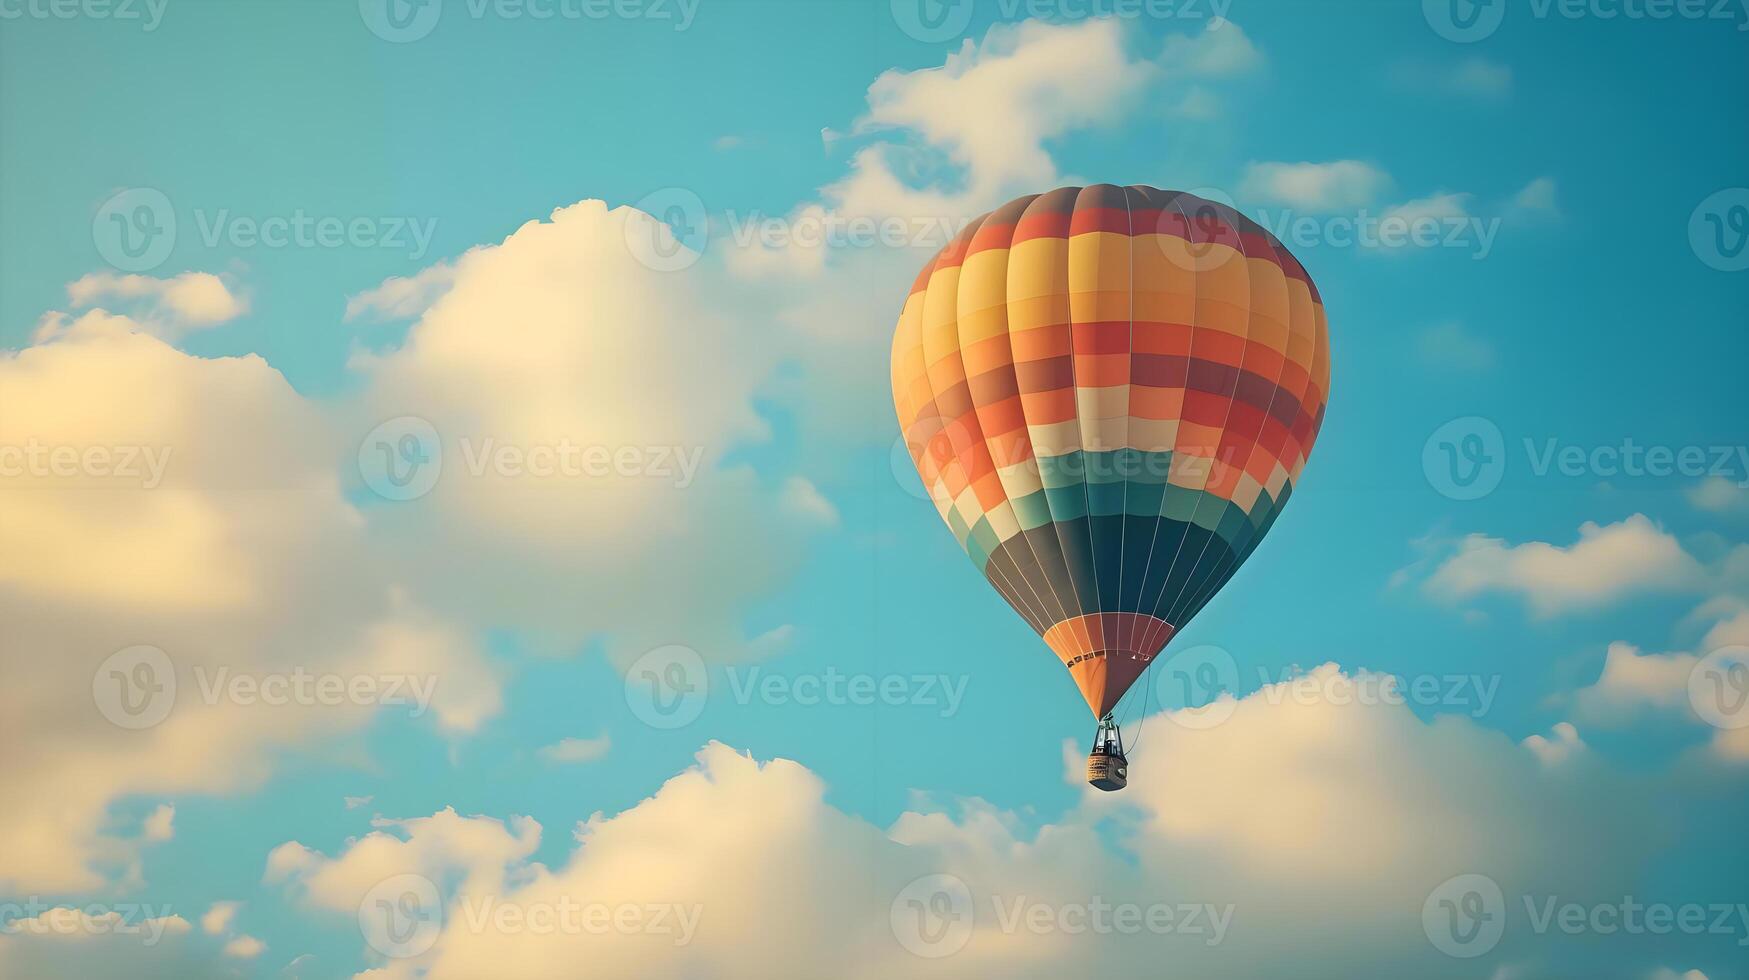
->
[891, 185, 1329, 720]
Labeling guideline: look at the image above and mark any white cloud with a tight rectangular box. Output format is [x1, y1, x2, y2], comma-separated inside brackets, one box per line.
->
[1159, 17, 1263, 77]
[1568, 642, 1698, 726]
[223, 934, 265, 958]
[781, 476, 839, 526]
[0, 318, 497, 892]
[346, 795, 375, 810]
[200, 901, 239, 936]
[1422, 515, 1704, 616]
[282, 667, 1679, 979]
[537, 734, 612, 765]
[1512, 176, 1559, 215]
[62, 271, 247, 334]
[1238, 160, 1392, 210]
[345, 260, 460, 322]
[351, 199, 817, 665]
[843, 18, 1154, 219]
[1380, 191, 1471, 227]
[732, 18, 1262, 280]
[1522, 721, 1586, 765]
[1688, 476, 1749, 515]
[142, 803, 175, 843]
[0, 910, 208, 980]
[266, 808, 540, 913]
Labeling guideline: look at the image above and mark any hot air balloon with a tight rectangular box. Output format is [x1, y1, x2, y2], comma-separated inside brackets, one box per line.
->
[890, 185, 1329, 791]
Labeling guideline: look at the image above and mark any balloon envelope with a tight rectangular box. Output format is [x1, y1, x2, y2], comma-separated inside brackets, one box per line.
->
[891, 185, 1330, 718]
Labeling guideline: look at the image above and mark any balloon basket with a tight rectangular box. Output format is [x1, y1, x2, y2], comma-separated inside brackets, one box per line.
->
[1086, 745, 1128, 791]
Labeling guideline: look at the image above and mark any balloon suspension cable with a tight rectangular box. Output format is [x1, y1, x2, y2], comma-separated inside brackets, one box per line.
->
[1093, 713, 1125, 756]
[1127, 655, 1158, 756]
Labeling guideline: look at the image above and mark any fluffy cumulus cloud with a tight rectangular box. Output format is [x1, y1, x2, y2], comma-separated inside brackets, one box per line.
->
[345, 260, 461, 322]
[1421, 515, 1705, 616]
[54, 270, 247, 337]
[349, 199, 820, 664]
[1567, 642, 1701, 726]
[250, 666, 1738, 980]
[0, 909, 216, 979]
[1688, 476, 1749, 516]
[0, 314, 496, 893]
[835, 17, 1155, 226]
[732, 17, 1264, 280]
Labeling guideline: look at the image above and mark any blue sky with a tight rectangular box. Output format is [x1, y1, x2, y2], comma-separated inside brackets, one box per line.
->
[1, 1, 1747, 978]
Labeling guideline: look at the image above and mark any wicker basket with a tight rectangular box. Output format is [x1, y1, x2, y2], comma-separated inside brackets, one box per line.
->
[1086, 748, 1128, 792]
